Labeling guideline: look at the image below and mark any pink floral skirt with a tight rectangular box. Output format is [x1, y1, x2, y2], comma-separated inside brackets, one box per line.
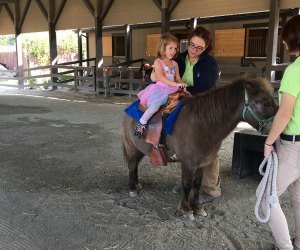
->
[138, 81, 179, 109]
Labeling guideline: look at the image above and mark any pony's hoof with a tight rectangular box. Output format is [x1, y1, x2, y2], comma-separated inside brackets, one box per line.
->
[135, 183, 143, 190]
[129, 191, 137, 197]
[176, 209, 195, 221]
[182, 212, 195, 221]
[194, 206, 207, 217]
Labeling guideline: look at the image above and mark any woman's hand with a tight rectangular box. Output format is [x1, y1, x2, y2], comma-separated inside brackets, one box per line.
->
[264, 143, 274, 158]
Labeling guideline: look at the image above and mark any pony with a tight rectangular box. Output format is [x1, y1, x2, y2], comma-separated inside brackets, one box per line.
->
[121, 75, 278, 221]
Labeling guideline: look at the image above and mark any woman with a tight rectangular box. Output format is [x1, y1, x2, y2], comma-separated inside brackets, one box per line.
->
[149, 26, 220, 203]
[257, 15, 300, 250]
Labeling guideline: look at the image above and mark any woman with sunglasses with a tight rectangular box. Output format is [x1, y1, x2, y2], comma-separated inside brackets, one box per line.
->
[149, 26, 220, 204]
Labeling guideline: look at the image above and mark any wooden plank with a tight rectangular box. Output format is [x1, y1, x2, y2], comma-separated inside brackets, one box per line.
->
[147, 34, 160, 57]
[214, 28, 245, 57]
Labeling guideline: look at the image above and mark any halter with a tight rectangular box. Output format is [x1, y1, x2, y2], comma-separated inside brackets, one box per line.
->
[242, 89, 274, 134]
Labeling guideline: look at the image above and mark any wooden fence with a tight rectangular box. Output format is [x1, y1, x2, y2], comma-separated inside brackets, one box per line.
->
[0, 59, 290, 96]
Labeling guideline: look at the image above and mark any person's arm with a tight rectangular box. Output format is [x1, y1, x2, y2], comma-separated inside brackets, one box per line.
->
[153, 59, 185, 88]
[264, 92, 296, 158]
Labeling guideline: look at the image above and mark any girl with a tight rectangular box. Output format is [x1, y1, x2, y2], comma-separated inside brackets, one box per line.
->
[134, 33, 187, 138]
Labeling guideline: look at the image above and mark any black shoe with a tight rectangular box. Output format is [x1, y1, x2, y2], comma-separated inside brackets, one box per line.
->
[133, 122, 147, 138]
[199, 191, 215, 204]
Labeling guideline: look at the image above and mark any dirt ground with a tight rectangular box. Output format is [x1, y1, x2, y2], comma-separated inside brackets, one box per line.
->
[0, 87, 295, 250]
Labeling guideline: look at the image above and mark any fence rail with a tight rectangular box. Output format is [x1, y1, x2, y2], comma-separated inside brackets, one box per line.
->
[0, 61, 290, 96]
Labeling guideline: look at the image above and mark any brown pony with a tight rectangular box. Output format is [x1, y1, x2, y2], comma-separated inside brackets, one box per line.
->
[121, 75, 278, 221]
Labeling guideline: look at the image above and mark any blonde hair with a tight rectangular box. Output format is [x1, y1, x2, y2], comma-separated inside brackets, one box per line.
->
[156, 33, 179, 58]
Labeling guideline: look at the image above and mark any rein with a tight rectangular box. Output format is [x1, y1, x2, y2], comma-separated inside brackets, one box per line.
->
[242, 89, 274, 133]
[255, 151, 279, 223]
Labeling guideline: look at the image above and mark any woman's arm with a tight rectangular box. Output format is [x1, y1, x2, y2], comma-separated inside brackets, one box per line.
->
[264, 92, 296, 157]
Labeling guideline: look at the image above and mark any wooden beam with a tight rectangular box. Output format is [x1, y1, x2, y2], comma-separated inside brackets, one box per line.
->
[101, 0, 113, 20]
[0, 4, 3, 14]
[18, 0, 31, 31]
[3, 3, 14, 22]
[49, 0, 58, 88]
[95, 0, 103, 69]
[152, 0, 161, 10]
[53, 0, 66, 26]
[82, 0, 94, 17]
[265, 0, 280, 82]
[35, 0, 48, 20]
[168, 0, 180, 13]
[0, 0, 14, 3]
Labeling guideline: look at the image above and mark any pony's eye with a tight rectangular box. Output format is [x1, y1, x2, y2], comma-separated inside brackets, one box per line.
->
[264, 103, 271, 107]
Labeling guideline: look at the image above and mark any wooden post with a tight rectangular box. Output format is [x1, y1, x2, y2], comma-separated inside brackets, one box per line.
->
[161, 0, 170, 34]
[190, 18, 197, 30]
[14, 0, 23, 89]
[265, 0, 280, 82]
[95, 0, 104, 88]
[125, 24, 131, 63]
[49, 0, 58, 90]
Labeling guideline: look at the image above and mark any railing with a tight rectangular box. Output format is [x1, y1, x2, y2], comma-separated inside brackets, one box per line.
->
[0, 61, 290, 96]
[0, 58, 146, 97]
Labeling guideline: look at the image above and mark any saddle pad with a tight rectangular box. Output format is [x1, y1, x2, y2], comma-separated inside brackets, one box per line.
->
[124, 99, 183, 135]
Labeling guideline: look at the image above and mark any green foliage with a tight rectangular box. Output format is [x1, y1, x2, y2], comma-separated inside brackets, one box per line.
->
[24, 37, 50, 65]
[0, 35, 15, 46]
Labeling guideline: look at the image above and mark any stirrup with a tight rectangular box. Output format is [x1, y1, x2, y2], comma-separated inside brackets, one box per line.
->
[133, 122, 147, 138]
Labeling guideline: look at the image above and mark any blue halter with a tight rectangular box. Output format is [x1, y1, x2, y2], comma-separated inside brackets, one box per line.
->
[242, 89, 274, 134]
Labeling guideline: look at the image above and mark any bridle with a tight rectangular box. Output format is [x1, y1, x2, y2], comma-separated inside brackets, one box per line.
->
[242, 89, 274, 134]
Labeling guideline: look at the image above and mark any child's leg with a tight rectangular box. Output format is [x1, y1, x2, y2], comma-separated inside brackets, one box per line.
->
[139, 106, 159, 125]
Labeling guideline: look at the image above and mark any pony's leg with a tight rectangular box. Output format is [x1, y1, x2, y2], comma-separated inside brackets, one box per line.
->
[191, 167, 207, 217]
[177, 163, 195, 221]
[123, 142, 145, 197]
[127, 154, 144, 197]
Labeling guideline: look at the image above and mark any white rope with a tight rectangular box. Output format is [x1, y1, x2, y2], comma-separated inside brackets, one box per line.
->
[255, 151, 279, 223]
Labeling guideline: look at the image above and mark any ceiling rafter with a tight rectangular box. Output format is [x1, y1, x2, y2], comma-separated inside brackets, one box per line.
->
[152, 0, 161, 11]
[82, 0, 94, 16]
[168, 0, 180, 13]
[0, 0, 14, 3]
[101, 0, 113, 20]
[3, 2, 13, 22]
[18, 0, 31, 31]
[35, 0, 48, 20]
[0, 4, 2, 14]
[53, 0, 66, 26]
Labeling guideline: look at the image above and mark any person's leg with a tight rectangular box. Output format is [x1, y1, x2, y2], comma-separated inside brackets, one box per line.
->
[134, 106, 159, 138]
[287, 177, 300, 249]
[257, 140, 300, 249]
[200, 156, 221, 203]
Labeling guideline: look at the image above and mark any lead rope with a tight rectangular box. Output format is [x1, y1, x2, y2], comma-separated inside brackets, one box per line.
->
[254, 151, 279, 223]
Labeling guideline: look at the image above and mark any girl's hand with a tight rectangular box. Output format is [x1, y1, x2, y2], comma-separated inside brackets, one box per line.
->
[264, 143, 274, 158]
[178, 83, 187, 89]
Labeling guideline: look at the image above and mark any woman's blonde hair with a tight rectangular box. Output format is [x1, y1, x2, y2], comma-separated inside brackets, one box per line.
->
[156, 33, 179, 58]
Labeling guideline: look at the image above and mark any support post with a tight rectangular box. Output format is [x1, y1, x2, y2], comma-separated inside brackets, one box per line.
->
[49, 0, 58, 90]
[265, 0, 280, 83]
[125, 24, 131, 63]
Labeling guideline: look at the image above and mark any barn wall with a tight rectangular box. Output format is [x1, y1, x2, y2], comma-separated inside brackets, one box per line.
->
[0, 0, 299, 35]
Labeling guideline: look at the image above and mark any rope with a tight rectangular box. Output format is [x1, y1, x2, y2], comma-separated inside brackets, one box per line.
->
[254, 151, 279, 223]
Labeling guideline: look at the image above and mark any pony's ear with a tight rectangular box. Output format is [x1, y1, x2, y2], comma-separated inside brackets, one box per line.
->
[243, 72, 257, 80]
[245, 78, 259, 95]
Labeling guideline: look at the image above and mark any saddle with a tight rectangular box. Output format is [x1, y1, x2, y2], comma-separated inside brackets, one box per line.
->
[139, 90, 190, 167]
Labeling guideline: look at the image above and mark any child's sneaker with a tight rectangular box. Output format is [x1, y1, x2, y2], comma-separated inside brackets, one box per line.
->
[133, 122, 147, 138]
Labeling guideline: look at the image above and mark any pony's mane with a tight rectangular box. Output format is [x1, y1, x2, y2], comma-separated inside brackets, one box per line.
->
[183, 76, 272, 123]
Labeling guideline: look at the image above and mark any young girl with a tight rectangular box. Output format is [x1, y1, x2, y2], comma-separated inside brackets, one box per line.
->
[134, 33, 187, 138]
